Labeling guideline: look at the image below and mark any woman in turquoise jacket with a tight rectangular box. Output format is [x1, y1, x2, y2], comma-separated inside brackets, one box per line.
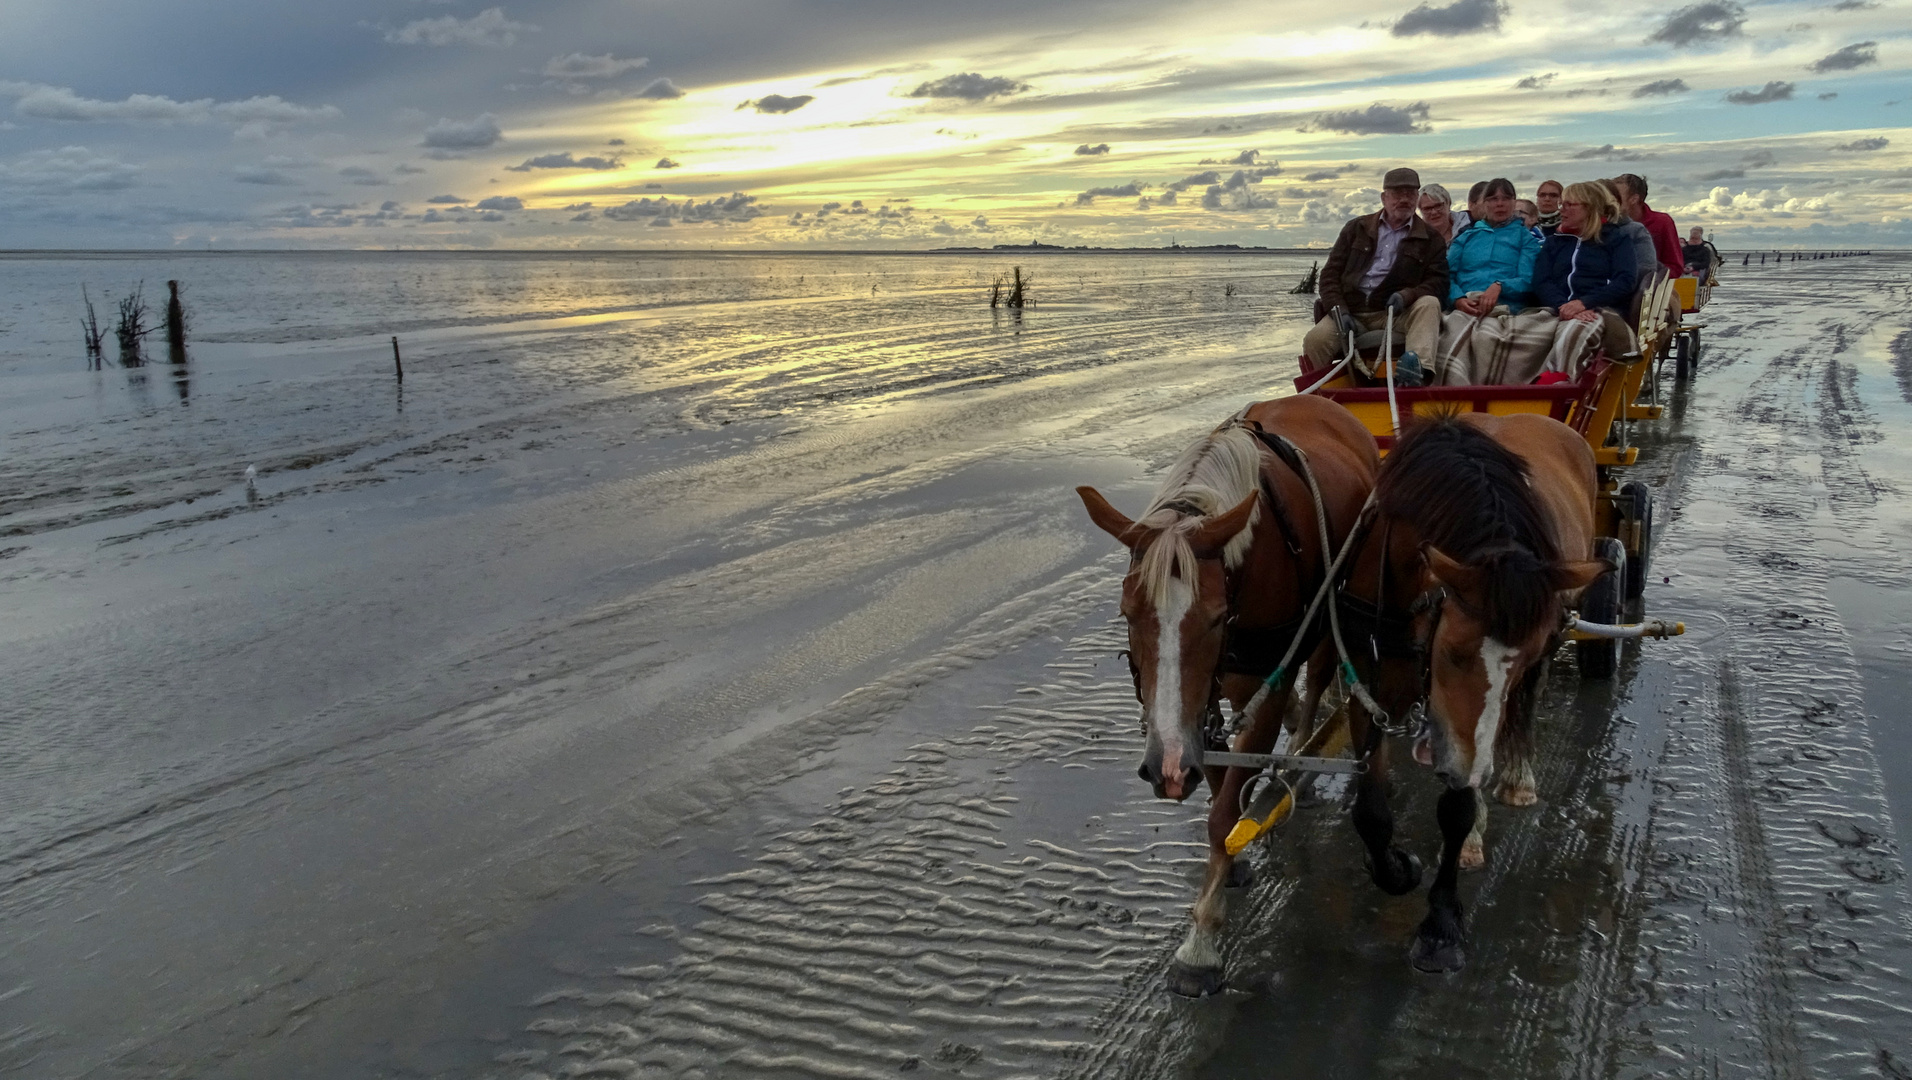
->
[1434, 177, 1552, 385]
[1445, 177, 1541, 311]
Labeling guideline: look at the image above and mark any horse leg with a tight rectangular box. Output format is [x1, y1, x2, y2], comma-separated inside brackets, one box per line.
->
[1289, 645, 1336, 807]
[1493, 662, 1545, 807]
[1460, 790, 1488, 872]
[1165, 680, 1290, 997]
[1348, 711, 1423, 895]
[1409, 785, 1479, 973]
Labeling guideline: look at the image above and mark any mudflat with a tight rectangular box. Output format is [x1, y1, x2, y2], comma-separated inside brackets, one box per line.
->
[1, 251, 1909, 1078]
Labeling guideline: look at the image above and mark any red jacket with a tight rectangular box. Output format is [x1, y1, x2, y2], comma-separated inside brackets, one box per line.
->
[1638, 203, 1682, 276]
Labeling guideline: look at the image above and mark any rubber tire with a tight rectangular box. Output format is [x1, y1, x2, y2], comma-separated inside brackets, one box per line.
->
[1674, 333, 1693, 380]
[1690, 327, 1701, 370]
[1577, 538, 1625, 680]
[1618, 482, 1653, 601]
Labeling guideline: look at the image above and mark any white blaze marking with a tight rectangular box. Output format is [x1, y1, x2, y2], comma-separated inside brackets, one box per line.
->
[1468, 638, 1520, 788]
[1152, 576, 1195, 766]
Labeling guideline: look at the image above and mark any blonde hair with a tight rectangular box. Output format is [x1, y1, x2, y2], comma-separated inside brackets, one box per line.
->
[1562, 181, 1614, 243]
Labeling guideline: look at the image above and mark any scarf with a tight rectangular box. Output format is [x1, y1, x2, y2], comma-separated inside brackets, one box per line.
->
[1538, 209, 1561, 230]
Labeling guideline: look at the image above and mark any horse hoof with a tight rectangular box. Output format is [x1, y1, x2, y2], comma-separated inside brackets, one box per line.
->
[1497, 783, 1538, 807]
[1165, 961, 1227, 998]
[1226, 859, 1256, 889]
[1409, 934, 1466, 974]
[1377, 849, 1423, 895]
[1460, 836, 1485, 872]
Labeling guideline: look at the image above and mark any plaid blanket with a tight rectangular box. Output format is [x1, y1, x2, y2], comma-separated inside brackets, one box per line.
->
[1434, 306, 1619, 385]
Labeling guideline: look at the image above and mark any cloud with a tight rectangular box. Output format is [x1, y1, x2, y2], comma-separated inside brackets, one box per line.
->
[904, 73, 1030, 101]
[1307, 102, 1432, 135]
[474, 195, 522, 210]
[1726, 81, 1795, 104]
[338, 165, 386, 186]
[570, 211, 595, 221]
[1820, 91, 1840, 100]
[542, 53, 646, 79]
[739, 94, 813, 114]
[1201, 169, 1279, 211]
[1633, 78, 1690, 96]
[1832, 0, 1877, 8]
[1075, 181, 1144, 205]
[1696, 168, 1745, 182]
[635, 78, 685, 100]
[0, 145, 139, 192]
[1570, 143, 1651, 160]
[1514, 72, 1558, 90]
[0, 82, 339, 134]
[1808, 42, 1878, 72]
[602, 191, 764, 223]
[1199, 149, 1263, 165]
[1647, 2, 1746, 46]
[394, 162, 427, 174]
[506, 151, 621, 171]
[655, 157, 681, 169]
[1301, 163, 1360, 181]
[384, 8, 536, 47]
[421, 113, 502, 150]
[1832, 136, 1889, 151]
[234, 167, 297, 185]
[427, 194, 466, 203]
[1166, 170, 1222, 192]
[1392, 0, 1507, 37]
[1074, 143, 1111, 155]
[1742, 149, 1777, 167]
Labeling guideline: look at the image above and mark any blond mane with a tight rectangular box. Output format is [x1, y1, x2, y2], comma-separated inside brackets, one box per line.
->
[1133, 421, 1263, 604]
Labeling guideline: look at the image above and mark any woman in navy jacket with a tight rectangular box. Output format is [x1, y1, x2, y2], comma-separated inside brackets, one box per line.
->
[1532, 181, 1639, 376]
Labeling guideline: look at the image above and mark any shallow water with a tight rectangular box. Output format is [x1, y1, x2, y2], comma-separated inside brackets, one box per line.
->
[1, 251, 1910, 1078]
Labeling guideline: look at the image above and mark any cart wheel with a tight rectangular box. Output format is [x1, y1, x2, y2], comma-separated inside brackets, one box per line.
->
[1690, 327, 1702, 367]
[1577, 538, 1625, 679]
[1618, 482, 1653, 601]
[1674, 333, 1693, 380]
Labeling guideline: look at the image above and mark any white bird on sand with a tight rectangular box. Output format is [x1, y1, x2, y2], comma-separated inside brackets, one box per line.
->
[244, 464, 257, 490]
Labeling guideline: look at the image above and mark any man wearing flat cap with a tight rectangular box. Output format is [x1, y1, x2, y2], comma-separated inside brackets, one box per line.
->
[1304, 167, 1447, 378]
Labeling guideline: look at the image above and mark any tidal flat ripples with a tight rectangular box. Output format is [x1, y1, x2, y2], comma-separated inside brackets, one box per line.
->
[502, 625, 1203, 1080]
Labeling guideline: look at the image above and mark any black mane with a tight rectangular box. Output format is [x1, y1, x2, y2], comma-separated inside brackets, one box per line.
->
[1376, 414, 1563, 642]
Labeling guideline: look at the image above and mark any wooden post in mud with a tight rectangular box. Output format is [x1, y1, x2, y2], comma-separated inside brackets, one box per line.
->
[165, 280, 186, 362]
[391, 336, 404, 382]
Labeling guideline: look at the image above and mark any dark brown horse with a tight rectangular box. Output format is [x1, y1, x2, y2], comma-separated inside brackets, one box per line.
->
[1077, 394, 1380, 996]
[1341, 411, 1607, 973]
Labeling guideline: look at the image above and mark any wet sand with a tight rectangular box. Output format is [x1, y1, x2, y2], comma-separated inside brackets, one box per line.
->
[2, 253, 1910, 1078]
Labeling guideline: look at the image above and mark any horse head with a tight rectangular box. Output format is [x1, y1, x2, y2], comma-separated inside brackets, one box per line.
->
[1078, 485, 1258, 801]
[1412, 545, 1607, 790]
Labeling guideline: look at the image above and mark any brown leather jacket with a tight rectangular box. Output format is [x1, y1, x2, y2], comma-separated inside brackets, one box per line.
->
[1317, 212, 1449, 317]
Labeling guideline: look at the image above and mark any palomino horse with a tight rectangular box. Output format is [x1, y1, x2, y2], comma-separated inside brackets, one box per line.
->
[1077, 394, 1381, 996]
[1342, 411, 1608, 973]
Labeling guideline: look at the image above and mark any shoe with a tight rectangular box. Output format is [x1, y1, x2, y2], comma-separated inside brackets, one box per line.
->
[1394, 351, 1425, 387]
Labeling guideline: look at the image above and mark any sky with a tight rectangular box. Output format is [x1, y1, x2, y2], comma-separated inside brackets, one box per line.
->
[0, 0, 1905, 249]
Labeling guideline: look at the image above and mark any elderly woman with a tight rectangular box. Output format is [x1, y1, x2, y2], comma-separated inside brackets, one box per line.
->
[1418, 184, 1465, 242]
[1432, 177, 1546, 385]
[1532, 181, 1639, 378]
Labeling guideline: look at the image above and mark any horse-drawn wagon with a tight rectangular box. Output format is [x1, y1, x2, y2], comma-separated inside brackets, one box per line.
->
[1669, 274, 1709, 381]
[1076, 275, 1689, 993]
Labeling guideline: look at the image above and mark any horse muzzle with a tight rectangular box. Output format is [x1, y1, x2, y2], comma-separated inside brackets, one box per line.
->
[1138, 743, 1204, 801]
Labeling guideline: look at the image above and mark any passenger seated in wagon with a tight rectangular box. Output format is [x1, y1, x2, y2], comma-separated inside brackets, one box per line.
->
[1532, 181, 1638, 379]
[1302, 166, 1448, 377]
[1430, 177, 1549, 386]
